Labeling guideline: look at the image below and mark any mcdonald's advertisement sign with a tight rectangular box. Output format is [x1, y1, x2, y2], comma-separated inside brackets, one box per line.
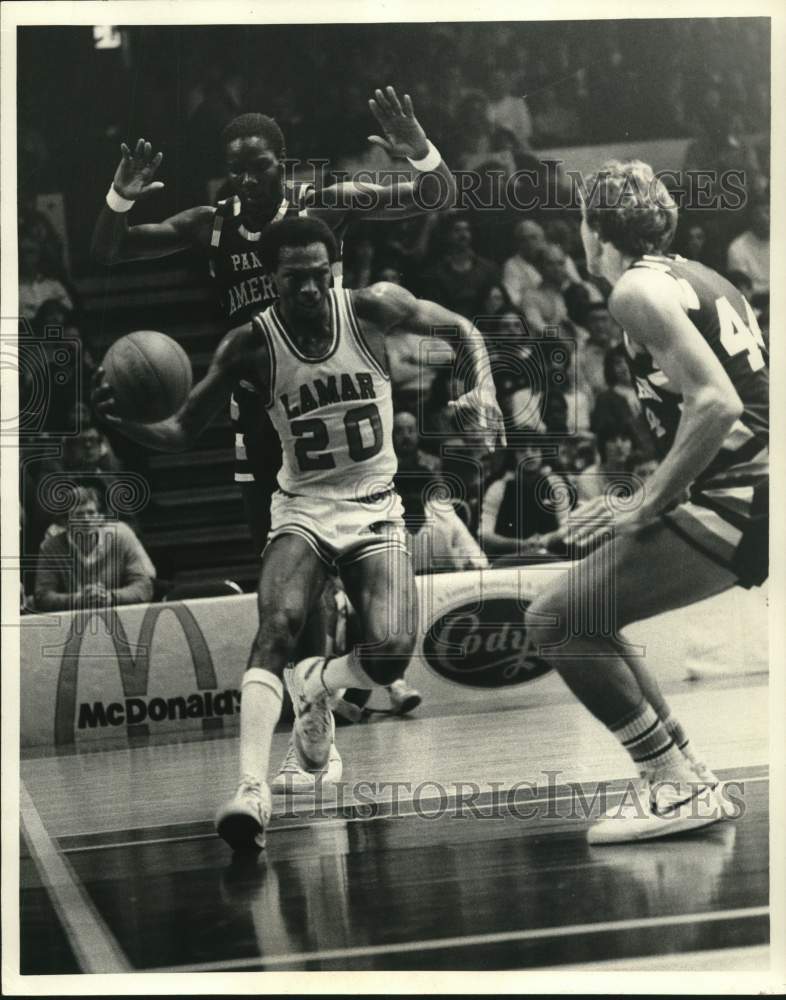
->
[20, 595, 260, 747]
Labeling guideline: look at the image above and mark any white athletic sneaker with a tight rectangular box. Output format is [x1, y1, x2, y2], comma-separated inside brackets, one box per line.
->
[285, 657, 334, 770]
[387, 678, 422, 715]
[215, 776, 272, 851]
[271, 735, 343, 795]
[691, 758, 720, 788]
[588, 777, 723, 845]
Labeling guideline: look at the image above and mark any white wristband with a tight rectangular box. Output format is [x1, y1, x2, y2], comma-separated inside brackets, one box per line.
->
[407, 140, 442, 173]
[106, 185, 135, 213]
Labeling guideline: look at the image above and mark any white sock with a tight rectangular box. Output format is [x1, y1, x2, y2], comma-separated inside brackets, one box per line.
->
[239, 668, 283, 784]
[303, 650, 382, 701]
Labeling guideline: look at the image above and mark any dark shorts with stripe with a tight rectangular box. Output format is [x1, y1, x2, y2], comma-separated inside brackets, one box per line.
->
[662, 480, 768, 589]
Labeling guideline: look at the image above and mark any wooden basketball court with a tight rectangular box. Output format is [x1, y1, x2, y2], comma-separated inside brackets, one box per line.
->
[20, 674, 769, 974]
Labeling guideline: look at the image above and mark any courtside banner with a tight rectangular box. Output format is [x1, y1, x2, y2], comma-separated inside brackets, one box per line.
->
[20, 567, 767, 747]
[20, 596, 259, 748]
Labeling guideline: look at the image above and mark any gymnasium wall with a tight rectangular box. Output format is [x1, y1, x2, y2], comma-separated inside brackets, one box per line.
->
[19, 565, 768, 749]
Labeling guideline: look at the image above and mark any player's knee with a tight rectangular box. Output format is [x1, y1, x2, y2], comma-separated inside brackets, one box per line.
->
[524, 596, 564, 658]
[258, 596, 308, 654]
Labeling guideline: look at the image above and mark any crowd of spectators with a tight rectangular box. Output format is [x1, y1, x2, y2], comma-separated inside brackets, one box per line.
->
[16, 18, 771, 592]
[17, 195, 156, 609]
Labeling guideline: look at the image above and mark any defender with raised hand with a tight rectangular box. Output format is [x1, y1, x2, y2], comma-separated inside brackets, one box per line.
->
[91, 86, 456, 541]
[92, 216, 504, 851]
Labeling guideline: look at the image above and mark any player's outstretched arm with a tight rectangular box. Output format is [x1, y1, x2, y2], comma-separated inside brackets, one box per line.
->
[90, 324, 254, 451]
[610, 268, 744, 518]
[355, 283, 505, 451]
[307, 87, 457, 223]
[91, 138, 213, 264]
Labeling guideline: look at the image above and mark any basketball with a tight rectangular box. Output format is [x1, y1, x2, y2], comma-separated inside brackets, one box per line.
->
[101, 331, 192, 424]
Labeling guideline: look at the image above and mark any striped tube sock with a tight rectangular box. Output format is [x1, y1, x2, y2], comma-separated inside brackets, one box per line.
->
[662, 713, 698, 763]
[612, 701, 694, 779]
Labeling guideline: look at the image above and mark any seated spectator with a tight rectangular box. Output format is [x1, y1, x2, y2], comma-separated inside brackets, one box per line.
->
[726, 194, 770, 295]
[478, 283, 514, 326]
[420, 369, 459, 448]
[442, 444, 489, 539]
[481, 437, 568, 559]
[542, 219, 586, 286]
[374, 263, 404, 287]
[19, 231, 73, 322]
[681, 223, 713, 266]
[404, 487, 489, 575]
[380, 214, 439, 290]
[486, 68, 534, 152]
[455, 91, 518, 175]
[531, 86, 580, 146]
[576, 304, 623, 400]
[36, 422, 126, 535]
[520, 244, 572, 333]
[572, 425, 636, 506]
[502, 220, 546, 309]
[386, 322, 454, 418]
[484, 311, 551, 433]
[591, 346, 648, 447]
[392, 410, 442, 476]
[546, 341, 593, 434]
[554, 433, 597, 481]
[34, 486, 155, 612]
[61, 422, 123, 477]
[18, 190, 66, 278]
[631, 452, 659, 484]
[31, 301, 97, 434]
[419, 216, 500, 319]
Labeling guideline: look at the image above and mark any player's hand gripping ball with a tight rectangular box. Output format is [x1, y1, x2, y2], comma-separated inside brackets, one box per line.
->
[97, 331, 192, 424]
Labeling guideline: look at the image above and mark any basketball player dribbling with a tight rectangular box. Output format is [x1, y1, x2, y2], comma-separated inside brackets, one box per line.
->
[92, 215, 505, 851]
[524, 160, 768, 843]
[90, 86, 456, 787]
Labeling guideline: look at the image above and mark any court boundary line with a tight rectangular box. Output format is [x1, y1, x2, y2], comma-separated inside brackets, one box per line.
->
[557, 943, 770, 971]
[55, 770, 770, 853]
[148, 905, 770, 972]
[19, 780, 131, 974]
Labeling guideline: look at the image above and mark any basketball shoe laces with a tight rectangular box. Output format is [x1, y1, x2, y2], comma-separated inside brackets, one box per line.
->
[299, 691, 333, 746]
[277, 740, 305, 775]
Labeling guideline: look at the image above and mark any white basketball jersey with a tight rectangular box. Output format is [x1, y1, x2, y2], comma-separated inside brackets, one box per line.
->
[254, 289, 396, 499]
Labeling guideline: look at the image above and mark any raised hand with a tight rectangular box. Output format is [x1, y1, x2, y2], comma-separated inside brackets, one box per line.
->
[90, 367, 122, 425]
[448, 384, 507, 453]
[368, 86, 430, 161]
[112, 138, 165, 201]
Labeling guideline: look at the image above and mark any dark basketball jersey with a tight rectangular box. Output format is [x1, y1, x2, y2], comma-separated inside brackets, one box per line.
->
[208, 182, 314, 325]
[623, 254, 768, 530]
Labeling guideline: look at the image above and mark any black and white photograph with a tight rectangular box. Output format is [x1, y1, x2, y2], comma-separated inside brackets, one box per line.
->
[1, 0, 783, 991]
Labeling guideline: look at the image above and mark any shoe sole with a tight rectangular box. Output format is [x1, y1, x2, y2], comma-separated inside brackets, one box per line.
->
[216, 812, 266, 851]
[588, 803, 723, 845]
[272, 765, 343, 795]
